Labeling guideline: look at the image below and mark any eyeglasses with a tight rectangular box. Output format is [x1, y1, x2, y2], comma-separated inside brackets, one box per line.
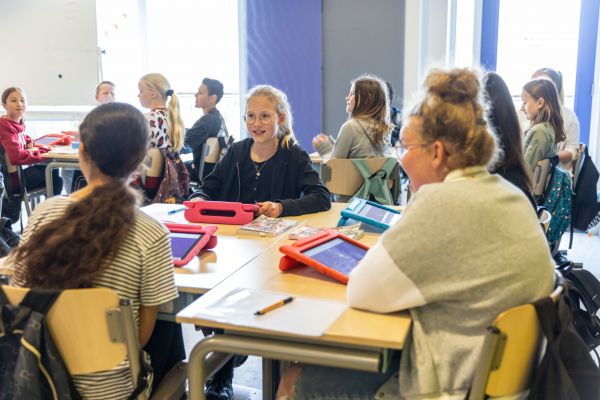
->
[395, 140, 430, 159]
[243, 112, 278, 125]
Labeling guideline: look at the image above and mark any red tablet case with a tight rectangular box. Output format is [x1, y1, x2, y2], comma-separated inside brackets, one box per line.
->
[183, 200, 259, 225]
[163, 222, 218, 267]
[279, 229, 370, 284]
[35, 133, 72, 147]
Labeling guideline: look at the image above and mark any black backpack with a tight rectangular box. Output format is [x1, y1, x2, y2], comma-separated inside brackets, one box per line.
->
[529, 292, 600, 400]
[556, 263, 600, 353]
[571, 146, 599, 231]
[0, 287, 80, 399]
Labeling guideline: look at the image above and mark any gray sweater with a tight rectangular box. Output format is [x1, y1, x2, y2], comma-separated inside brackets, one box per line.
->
[332, 118, 392, 159]
[347, 166, 555, 399]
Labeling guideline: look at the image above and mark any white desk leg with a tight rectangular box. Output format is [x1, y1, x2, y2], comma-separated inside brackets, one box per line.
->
[44, 161, 80, 197]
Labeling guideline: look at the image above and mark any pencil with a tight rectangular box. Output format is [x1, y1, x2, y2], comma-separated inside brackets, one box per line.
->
[168, 207, 187, 215]
[254, 296, 294, 316]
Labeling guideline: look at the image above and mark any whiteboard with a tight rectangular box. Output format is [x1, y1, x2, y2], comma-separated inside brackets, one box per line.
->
[0, 0, 99, 106]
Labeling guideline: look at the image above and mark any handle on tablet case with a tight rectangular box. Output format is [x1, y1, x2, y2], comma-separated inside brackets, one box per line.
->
[183, 200, 259, 225]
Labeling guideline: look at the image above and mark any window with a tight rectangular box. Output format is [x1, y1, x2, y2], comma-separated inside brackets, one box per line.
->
[96, 0, 241, 138]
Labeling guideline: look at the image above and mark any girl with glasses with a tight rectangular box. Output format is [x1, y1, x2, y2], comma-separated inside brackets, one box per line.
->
[190, 84, 330, 218]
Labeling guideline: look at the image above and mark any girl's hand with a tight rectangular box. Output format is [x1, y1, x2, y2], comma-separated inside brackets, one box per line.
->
[257, 201, 283, 218]
[26, 146, 39, 153]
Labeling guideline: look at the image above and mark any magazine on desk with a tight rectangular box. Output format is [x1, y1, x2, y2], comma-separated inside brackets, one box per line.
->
[288, 221, 364, 240]
[236, 215, 298, 237]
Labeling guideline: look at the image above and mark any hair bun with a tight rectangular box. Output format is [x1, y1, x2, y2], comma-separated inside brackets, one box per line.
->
[425, 68, 480, 103]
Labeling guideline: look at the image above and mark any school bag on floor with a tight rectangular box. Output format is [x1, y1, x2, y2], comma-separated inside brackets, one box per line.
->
[0, 287, 80, 400]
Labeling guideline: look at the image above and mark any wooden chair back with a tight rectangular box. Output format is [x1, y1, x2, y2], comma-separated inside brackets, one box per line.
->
[468, 278, 564, 399]
[3, 286, 131, 375]
[321, 157, 399, 197]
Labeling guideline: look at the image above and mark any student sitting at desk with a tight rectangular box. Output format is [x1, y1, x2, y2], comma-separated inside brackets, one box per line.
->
[184, 77, 231, 182]
[190, 84, 331, 218]
[189, 84, 330, 400]
[330, 74, 393, 159]
[292, 68, 555, 400]
[8, 102, 178, 399]
[0, 87, 63, 197]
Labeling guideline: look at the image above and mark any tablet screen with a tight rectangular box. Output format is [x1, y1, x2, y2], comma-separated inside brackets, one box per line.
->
[359, 203, 401, 225]
[302, 238, 367, 275]
[169, 232, 204, 260]
[35, 136, 59, 145]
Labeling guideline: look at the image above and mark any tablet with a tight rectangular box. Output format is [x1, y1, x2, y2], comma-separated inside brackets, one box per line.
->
[279, 229, 369, 284]
[163, 223, 218, 267]
[34, 133, 72, 147]
[338, 198, 401, 231]
[183, 200, 260, 225]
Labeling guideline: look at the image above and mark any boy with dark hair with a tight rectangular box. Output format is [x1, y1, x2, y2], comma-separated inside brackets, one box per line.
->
[185, 78, 231, 182]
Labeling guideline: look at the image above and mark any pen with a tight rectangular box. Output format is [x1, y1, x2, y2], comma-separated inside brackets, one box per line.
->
[168, 207, 187, 215]
[254, 296, 294, 316]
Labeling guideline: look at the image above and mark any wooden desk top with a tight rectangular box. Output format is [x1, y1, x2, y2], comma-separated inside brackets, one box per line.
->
[41, 146, 79, 161]
[177, 203, 411, 349]
[309, 152, 323, 164]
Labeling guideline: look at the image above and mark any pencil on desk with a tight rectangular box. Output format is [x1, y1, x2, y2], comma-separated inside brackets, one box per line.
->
[254, 296, 294, 316]
[168, 207, 187, 215]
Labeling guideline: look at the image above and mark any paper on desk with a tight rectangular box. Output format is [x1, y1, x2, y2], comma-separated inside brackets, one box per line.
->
[140, 203, 189, 224]
[197, 287, 347, 336]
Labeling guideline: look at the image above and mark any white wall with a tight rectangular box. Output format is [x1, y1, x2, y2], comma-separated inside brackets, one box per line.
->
[0, 0, 99, 106]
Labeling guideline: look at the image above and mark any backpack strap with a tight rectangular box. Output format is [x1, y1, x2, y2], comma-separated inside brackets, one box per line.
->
[350, 159, 395, 205]
[19, 288, 62, 315]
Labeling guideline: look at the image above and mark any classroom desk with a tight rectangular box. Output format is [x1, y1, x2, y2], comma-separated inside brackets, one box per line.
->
[40, 146, 80, 197]
[177, 204, 411, 400]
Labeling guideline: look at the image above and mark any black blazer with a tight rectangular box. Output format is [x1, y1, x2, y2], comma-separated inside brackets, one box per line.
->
[190, 138, 331, 216]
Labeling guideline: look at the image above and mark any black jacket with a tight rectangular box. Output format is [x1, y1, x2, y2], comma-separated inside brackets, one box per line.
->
[190, 138, 331, 216]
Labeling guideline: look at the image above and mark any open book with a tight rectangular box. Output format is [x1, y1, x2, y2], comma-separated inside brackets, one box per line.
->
[236, 215, 298, 237]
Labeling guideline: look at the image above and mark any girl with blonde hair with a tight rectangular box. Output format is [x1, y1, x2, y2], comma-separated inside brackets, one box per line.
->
[138, 73, 185, 152]
[190, 84, 330, 219]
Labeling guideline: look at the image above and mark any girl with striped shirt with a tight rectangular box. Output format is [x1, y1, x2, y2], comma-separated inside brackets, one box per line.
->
[10, 102, 178, 399]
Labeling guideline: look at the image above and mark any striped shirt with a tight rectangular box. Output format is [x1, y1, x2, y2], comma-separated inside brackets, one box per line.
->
[11, 196, 178, 400]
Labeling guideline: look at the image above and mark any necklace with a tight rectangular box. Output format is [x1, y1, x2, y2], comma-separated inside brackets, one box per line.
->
[252, 159, 270, 177]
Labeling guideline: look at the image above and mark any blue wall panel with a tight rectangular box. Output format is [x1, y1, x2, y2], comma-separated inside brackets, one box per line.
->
[245, 0, 322, 150]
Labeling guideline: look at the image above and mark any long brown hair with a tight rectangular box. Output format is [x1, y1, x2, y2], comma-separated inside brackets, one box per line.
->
[12, 103, 149, 288]
[349, 74, 392, 145]
[522, 79, 566, 144]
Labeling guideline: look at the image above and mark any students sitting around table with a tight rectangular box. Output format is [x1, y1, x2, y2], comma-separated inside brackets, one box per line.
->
[189, 84, 331, 400]
[288, 67, 555, 400]
[8, 102, 178, 399]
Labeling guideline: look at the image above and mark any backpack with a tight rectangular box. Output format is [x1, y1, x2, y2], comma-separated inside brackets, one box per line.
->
[0, 287, 81, 399]
[538, 161, 572, 244]
[571, 146, 599, 231]
[152, 149, 190, 204]
[528, 292, 600, 400]
[351, 157, 399, 205]
[556, 262, 600, 352]
[217, 114, 233, 159]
